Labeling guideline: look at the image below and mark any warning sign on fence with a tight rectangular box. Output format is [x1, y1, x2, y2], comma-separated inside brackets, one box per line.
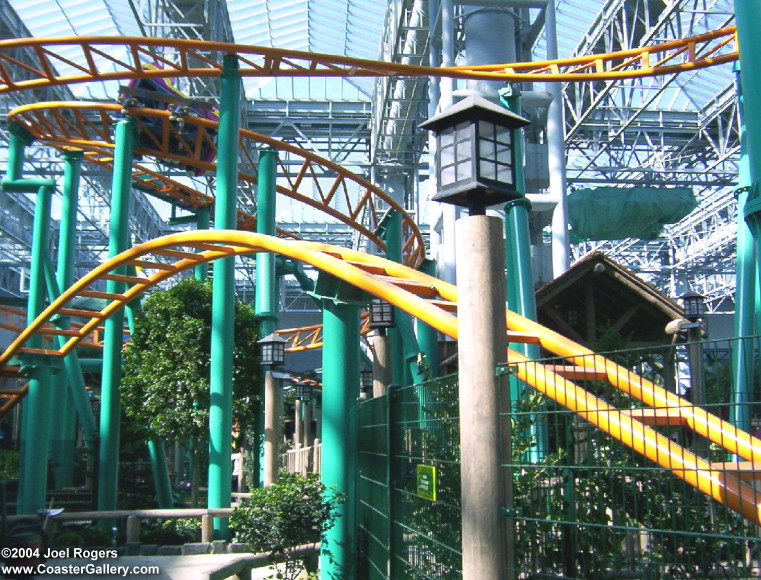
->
[416, 464, 437, 501]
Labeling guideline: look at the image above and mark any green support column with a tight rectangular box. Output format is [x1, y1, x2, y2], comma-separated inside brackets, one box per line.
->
[98, 115, 135, 512]
[208, 54, 241, 538]
[256, 148, 279, 488]
[43, 258, 98, 444]
[416, 259, 440, 379]
[732, 67, 755, 434]
[737, 1, 761, 313]
[384, 211, 420, 385]
[48, 149, 84, 489]
[194, 204, 211, 281]
[320, 300, 360, 580]
[502, 90, 547, 462]
[148, 440, 174, 508]
[15, 181, 55, 514]
[6, 123, 34, 181]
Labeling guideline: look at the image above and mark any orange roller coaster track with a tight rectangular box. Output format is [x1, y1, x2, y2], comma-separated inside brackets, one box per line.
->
[8, 102, 425, 268]
[2, 230, 761, 526]
[0, 26, 737, 94]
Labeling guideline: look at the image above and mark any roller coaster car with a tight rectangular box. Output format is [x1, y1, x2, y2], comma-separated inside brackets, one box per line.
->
[119, 70, 219, 176]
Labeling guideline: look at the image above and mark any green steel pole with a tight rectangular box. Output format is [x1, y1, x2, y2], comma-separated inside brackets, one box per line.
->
[503, 91, 547, 462]
[737, 0, 761, 284]
[732, 67, 756, 434]
[98, 115, 136, 513]
[320, 300, 360, 579]
[6, 123, 34, 182]
[194, 204, 211, 281]
[416, 259, 440, 379]
[256, 147, 279, 488]
[208, 54, 241, 538]
[16, 183, 54, 514]
[43, 257, 98, 443]
[148, 440, 174, 508]
[49, 149, 84, 489]
[385, 211, 420, 385]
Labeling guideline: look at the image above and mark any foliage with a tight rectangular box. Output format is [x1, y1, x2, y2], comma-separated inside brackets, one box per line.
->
[0, 450, 19, 480]
[53, 524, 113, 548]
[140, 518, 201, 545]
[121, 277, 261, 444]
[120, 278, 261, 504]
[229, 474, 344, 580]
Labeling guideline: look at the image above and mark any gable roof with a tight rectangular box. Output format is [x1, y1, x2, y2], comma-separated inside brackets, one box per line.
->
[535, 252, 684, 347]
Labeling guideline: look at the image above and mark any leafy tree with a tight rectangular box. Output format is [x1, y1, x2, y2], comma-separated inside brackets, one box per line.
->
[121, 277, 261, 505]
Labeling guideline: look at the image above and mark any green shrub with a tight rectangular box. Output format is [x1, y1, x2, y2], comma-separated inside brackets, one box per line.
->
[230, 474, 344, 580]
[140, 519, 201, 545]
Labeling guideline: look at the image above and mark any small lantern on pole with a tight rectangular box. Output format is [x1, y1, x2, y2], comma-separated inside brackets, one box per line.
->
[681, 290, 706, 323]
[258, 333, 287, 367]
[419, 95, 530, 216]
[293, 381, 312, 403]
[369, 297, 395, 331]
[360, 367, 374, 396]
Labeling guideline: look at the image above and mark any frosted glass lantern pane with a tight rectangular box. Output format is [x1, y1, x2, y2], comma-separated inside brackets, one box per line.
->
[441, 164, 456, 185]
[479, 159, 496, 180]
[456, 160, 472, 181]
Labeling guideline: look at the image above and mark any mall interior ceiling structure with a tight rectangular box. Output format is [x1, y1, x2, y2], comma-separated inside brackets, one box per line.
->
[0, 0, 741, 320]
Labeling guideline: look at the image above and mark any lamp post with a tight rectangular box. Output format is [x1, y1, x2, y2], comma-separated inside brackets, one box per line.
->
[293, 381, 313, 449]
[369, 298, 395, 397]
[421, 95, 529, 580]
[680, 289, 708, 456]
[359, 367, 374, 400]
[259, 333, 286, 486]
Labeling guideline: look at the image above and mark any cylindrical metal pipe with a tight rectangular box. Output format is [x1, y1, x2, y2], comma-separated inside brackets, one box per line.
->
[98, 115, 135, 513]
[320, 300, 359, 578]
[208, 54, 241, 538]
[16, 184, 54, 514]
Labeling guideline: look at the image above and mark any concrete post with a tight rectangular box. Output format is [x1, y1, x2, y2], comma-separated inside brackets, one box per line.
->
[455, 215, 510, 580]
[294, 399, 303, 449]
[263, 370, 280, 487]
[370, 333, 392, 397]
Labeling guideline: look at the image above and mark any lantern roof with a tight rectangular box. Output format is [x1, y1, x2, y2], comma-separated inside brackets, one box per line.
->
[419, 95, 530, 134]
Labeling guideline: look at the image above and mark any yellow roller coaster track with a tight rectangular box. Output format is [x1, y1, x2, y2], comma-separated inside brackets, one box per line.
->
[0, 26, 737, 93]
[1, 230, 760, 525]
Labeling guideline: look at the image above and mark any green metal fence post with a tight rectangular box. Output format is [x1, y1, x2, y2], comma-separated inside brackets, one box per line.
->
[320, 299, 360, 579]
[387, 384, 399, 578]
[98, 114, 135, 513]
[15, 181, 55, 514]
[256, 147, 279, 489]
[48, 148, 84, 489]
[208, 54, 241, 539]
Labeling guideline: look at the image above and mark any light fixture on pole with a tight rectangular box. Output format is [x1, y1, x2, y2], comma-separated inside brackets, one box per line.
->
[369, 297, 395, 331]
[293, 381, 312, 403]
[421, 95, 530, 577]
[258, 333, 287, 367]
[419, 95, 530, 216]
[360, 367, 374, 396]
[680, 290, 706, 323]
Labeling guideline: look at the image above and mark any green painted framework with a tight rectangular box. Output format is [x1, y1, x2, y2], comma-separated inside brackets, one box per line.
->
[358, 334, 761, 579]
